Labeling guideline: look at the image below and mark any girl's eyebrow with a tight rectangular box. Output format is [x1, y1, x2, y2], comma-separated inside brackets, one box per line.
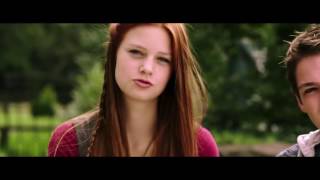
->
[127, 44, 146, 50]
[158, 52, 171, 57]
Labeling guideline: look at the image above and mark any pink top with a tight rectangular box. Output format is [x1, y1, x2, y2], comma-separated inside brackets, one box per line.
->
[48, 122, 219, 157]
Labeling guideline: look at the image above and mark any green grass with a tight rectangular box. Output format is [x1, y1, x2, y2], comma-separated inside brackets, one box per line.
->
[0, 103, 62, 126]
[212, 130, 280, 145]
[6, 131, 52, 156]
[0, 149, 7, 156]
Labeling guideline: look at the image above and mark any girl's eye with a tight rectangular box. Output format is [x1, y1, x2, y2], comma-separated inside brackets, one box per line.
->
[128, 49, 144, 57]
[158, 57, 171, 64]
[304, 87, 318, 95]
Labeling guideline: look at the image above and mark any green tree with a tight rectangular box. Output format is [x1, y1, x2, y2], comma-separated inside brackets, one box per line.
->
[0, 24, 107, 107]
[59, 59, 104, 119]
[31, 85, 58, 117]
[189, 24, 312, 139]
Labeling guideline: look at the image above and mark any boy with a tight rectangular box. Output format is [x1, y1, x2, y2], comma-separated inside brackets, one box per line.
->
[278, 25, 320, 157]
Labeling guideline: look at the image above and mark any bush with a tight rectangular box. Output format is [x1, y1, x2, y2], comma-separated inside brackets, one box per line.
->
[59, 61, 103, 119]
[31, 85, 58, 117]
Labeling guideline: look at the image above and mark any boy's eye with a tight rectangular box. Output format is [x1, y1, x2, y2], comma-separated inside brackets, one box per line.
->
[304, 87, 318, 95]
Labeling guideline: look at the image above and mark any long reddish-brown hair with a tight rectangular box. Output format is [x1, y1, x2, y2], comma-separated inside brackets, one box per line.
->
[87, 23, 208, 156]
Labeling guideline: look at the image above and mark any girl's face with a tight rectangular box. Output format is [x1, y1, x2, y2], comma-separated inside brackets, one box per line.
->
[115, 25, 172, 102]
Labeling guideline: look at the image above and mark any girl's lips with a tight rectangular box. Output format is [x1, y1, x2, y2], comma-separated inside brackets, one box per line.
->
[134, 79, 153, 88]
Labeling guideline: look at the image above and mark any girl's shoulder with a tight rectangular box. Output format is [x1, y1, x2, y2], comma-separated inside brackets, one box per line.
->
[48, 120, 78, 157]
[197, 126, 220, 157]
[48, 110, 98, 157]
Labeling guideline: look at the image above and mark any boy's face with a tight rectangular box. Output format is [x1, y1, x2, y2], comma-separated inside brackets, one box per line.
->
[296, 54, 320, 128]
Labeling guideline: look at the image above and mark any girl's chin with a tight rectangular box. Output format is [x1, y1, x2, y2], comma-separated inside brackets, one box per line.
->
[125, 94, 158, 102]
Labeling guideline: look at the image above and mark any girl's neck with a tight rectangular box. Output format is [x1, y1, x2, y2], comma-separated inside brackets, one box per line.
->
[124, 97, 157, 156]
[125, 98, 157, 131]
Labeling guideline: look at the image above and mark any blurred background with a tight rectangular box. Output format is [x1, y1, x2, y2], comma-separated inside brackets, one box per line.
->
[0, 23, 313, 156]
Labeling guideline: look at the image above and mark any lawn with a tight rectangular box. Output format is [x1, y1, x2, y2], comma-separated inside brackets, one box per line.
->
[0, 103, 64, 156]
[213, 130, 279, 145]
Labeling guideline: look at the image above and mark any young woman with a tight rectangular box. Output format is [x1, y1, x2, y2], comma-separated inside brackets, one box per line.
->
[48, 23, 219, 157]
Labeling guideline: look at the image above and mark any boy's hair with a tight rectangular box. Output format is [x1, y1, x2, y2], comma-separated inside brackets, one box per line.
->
[283, 24, 320, 103]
